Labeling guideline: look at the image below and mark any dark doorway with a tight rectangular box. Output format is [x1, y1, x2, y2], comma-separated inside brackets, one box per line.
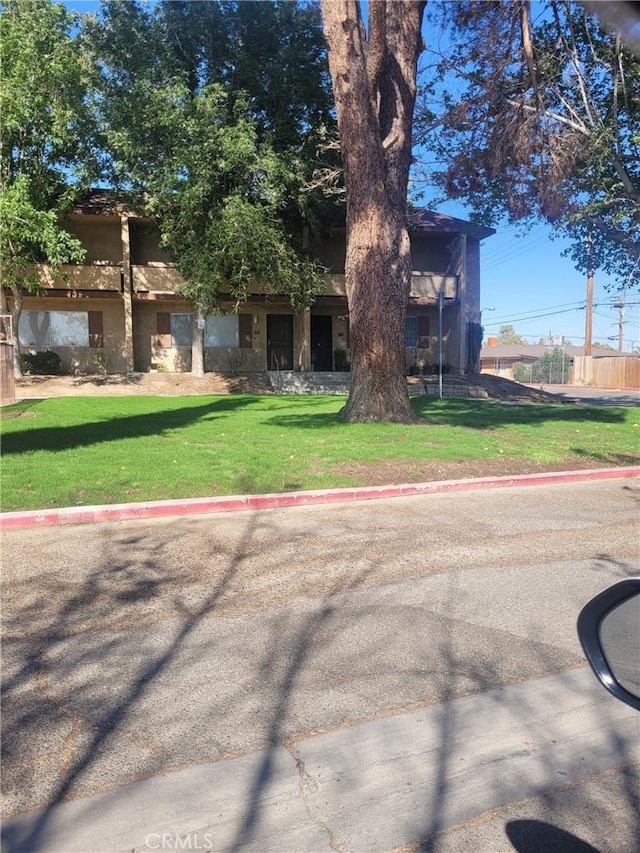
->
[267, 314, 293, 370]
[311, 315, 333, 371]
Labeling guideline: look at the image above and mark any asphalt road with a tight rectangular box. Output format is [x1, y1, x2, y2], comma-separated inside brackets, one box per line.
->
[538, 384, 640, 407]
[2, 479, 640, 852]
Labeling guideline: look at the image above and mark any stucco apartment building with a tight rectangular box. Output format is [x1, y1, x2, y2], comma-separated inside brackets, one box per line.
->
[16, 194, 494, 376]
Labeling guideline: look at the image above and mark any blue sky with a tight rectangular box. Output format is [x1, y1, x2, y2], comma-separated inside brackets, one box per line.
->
[61, 0, 639, 350]
[432, 198, 639, 350]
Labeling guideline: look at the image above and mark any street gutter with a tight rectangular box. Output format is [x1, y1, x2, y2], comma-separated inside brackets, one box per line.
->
[2, 466, 639, 530]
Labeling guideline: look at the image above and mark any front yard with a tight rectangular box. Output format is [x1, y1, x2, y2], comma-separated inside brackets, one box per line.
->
[1, 394, 638, 511]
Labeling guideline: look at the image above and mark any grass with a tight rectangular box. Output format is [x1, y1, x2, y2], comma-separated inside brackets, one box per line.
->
[1, 394, 639, 511]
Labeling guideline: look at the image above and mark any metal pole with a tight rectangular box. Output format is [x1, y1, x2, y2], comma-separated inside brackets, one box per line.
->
[438, 291, 444, 399]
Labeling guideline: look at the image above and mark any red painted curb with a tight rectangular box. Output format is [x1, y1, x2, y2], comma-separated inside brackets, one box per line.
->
[2, 467, 639, 531]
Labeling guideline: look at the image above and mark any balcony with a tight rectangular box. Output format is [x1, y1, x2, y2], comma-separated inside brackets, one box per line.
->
[132, 264, 184, 294]
[36, 263, 122, 291]
[411, 274, 458, 300]
[323, 272, 458, 300]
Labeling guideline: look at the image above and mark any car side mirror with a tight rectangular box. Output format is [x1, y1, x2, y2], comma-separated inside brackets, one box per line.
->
[577, 578, 640, 711]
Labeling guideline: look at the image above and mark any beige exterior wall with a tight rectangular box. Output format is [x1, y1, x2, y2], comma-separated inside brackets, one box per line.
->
[404, 305, 458, 374]
[63, 216, 123, 264]
[129, 221, 173, 265]
[324, 273, 457, 300]
[134, 300, 268, 373]
[17, 210, 484, 375]
[36, 264, 122, 291]
[132, 265, 184, 294]
[19, 296, 128, 374]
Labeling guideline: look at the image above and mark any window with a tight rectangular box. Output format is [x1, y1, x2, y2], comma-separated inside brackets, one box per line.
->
[156, 313, 192, 347]
[205, 315, 238, 347]
[205, 314, 253, 348]
[405, 317, 418, 347]
[170, 314, 192, 347]
[406, 315, 430, 348]
[88, 312, 104, 348]
[156, 312, 253, 348]
[19, 311, 90, 347]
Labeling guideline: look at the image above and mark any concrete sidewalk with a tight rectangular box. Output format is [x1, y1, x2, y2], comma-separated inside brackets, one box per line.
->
[2, 669, 638, 853]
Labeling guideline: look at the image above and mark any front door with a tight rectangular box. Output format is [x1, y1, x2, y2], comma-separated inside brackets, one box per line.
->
[267, 314, 293, 370]
[311, 315, 333, 371]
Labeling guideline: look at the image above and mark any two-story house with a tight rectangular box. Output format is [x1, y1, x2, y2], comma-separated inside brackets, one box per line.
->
[15, 194, 494, 376]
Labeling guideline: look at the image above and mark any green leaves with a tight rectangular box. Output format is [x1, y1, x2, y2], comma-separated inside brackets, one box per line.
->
[0, 177, 85, 293]
[1, 0, 91, 294]
[418, 0, 640, 289]
[86, 2, 330, 317]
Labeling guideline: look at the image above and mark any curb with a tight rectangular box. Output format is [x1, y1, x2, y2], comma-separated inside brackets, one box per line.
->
[2, 466, 639, 531]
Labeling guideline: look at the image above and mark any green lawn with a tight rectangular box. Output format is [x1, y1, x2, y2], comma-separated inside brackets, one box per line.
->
[1, 394, 638, 511]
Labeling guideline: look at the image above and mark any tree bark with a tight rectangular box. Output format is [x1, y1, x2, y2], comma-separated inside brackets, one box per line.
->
[320, 0, 426, 422]
[191, 309, 205, 376]
[1, 286, 24, 378]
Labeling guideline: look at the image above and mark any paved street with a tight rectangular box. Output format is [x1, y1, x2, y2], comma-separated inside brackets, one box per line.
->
[2, 479, 640, 852]
[537, 384, 640, 407]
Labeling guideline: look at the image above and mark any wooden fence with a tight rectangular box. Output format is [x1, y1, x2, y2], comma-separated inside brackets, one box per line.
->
[572, 356, 640, 389]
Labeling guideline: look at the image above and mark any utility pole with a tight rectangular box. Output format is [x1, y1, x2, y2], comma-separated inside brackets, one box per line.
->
[616, 295, 625, 351]
[584, 233, 594, 356]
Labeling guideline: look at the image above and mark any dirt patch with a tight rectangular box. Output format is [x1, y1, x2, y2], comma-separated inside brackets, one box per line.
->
[15, 371, 563, 403]
[15, 371, 273, 398]
[330, 455, 625, 487]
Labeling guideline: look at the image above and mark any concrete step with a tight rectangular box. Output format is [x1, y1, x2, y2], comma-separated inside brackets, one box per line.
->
[268, 371, 351, 395]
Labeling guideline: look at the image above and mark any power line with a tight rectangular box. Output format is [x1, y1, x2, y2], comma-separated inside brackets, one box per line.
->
[482, 236, 551, 270]
[484, 305, 586, 326]
[485, 300, 640, 328]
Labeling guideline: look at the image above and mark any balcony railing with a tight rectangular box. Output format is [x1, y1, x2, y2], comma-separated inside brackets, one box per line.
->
[132, 264, 184, 293]
[35, 263, 122, 291]
[323, 272, 458, 300]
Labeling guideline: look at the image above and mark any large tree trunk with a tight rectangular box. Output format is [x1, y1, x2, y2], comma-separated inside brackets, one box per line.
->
[1, 286, 23, 378]
[191, 309, 205, 376]
[321, 0, 426, 422]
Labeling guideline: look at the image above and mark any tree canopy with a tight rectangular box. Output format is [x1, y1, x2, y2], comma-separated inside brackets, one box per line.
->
[80, 0, 335, 373]
[498, 324, 527, 345]
[0, 0, 93, 372]
[417, 0, 640, 290]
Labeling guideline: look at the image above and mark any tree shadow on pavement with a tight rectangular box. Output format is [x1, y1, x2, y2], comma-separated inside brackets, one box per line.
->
[2, 497, 639, 853]
[1, 512, 267, 851]
[414, 555, 640, 853]
[1, 510, 381, 852]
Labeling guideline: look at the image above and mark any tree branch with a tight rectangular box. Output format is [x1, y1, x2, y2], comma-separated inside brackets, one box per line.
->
[581, 215, 640, 260]
[365, 1, 386, 117]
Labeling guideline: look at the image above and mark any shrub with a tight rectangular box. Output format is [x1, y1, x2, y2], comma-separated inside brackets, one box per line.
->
[333, 348, 350, 371]
[92, 351, 107, 376]
[531, 348, 570, 384]
[513, 362, 532, 383]
[20, 350, 62, 375]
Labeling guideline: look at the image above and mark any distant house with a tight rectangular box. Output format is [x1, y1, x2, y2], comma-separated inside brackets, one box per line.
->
[480, 340, 639, 386]
[11, 193, 495, 375]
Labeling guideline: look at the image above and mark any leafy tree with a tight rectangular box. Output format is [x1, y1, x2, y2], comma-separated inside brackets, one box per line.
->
[417, 0, 640, 290]
[0, 0, 93, 375]
[498, 324, 526, 345]
[85, 0, 332, 375]
[320, 0, 427, 422]
[531, 347, 570, 383]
